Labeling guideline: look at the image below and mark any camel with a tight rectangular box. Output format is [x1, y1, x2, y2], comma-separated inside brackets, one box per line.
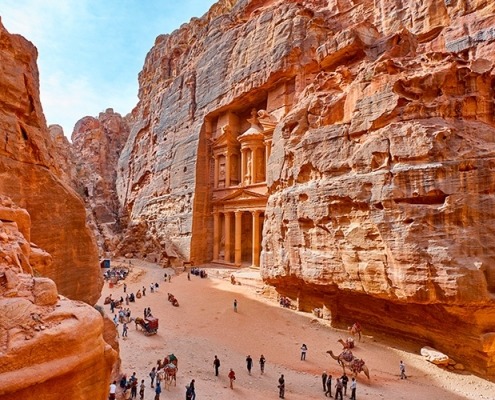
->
[327, 350, 370, 379]
[338, 338, 355, 350]
[157, 354, 178, 371]
[164, 364, 177, 389]
[348, 322, 362, 341]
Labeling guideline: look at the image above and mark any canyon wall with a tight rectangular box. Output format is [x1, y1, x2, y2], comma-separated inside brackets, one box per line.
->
[70, 110, 130, 256]
[0, 197, 118, 400]
[0, 19, 102, 305]
[119, 0, 495, 376]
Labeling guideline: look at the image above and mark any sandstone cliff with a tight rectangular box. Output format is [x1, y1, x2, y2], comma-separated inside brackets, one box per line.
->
[0, 196, 118, 399]
[116, 0, 495, 376]
[0, 19, 102, 304]
[70, 110, 130, 256]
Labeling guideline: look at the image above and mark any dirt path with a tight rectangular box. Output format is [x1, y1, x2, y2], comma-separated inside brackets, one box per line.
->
[98, 259, 495, 400]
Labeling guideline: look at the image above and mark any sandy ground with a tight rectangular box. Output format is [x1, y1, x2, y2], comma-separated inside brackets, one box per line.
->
[98, 259, 495, 400]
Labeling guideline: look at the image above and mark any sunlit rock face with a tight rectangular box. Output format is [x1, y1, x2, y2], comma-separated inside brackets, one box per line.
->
[116, 0, 495, 376]
[71, 110, 131, 256]
[0, 19, 102, 304]
[0, 197, 118, 400]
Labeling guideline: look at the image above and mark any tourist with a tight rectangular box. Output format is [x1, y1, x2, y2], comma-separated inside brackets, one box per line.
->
[259, 354, 266, 374]
[335, 378, 343, 400]
[189, 379, 196, 400]
[246, 355, 253, 375]
[149, 367, 156, 388]
[322, 370, 328, 391]
[109, 380, 117, 400]
[125, 294, 129, 305]
[124, 283, 127, 293]
[228, 368, 236, 389]
[186, 385, 193, 400]
[300, 343, 308, 360]
[150, 283, 154, 293]
[278, 374, 285, 399]
[234, 299, 238, 312]
[400, 360, 407, 379]
[350, 377, 357, 400]
[154, 382, 161, 399]
[139, 379, 145, 400]
[213, 355, 221, 376]
[122, 322, 128, 338]
[130, 374, 138, 399]
[325, 374, 333, 397]
[341, 373, 348, 396]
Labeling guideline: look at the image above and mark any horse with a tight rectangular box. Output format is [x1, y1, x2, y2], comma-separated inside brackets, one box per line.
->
[164, 364, 177, 389]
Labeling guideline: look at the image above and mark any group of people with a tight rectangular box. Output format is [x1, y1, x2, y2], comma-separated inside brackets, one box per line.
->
[190, 267, 208, 278]
[108, 372, 146, 400]
[321, 372, 357, 399]
[279, 296, 292, 308]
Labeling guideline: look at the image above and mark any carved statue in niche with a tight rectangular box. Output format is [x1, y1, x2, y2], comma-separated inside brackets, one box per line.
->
[219, 162, 226, 187]
[245, 152, 252, 185]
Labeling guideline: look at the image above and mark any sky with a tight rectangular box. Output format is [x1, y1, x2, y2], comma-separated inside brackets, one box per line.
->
[1, 0, 214, 137]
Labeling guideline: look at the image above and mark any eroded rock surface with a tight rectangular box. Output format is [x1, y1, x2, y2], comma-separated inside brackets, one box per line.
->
[0, 197, 118, 399]
[114, 0, 495, 377]
[70, 110, 130, 255]
[0, 19, 102, 304]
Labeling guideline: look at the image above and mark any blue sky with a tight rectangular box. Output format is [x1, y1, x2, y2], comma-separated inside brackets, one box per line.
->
[1, 0, 214, 137]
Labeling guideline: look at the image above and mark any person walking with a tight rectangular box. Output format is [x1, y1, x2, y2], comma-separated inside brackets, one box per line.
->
[109, 380, 117, 400]
[154, 382, 161, 400]
[350, 377, 357, 400]
[139, 380, 145, 400]
[234, 299, 238, 312]
[335, 378, 344, 400]
[142, 286, 146, 296]
[400, 360, 407, 379]
[246, 355, 253, 375]
[130, 375, 138, 399]
[278, 374, 285, 399]
[300, 343, 308, 360]
[122, 322, 128, 338]
[149, 367, 156, 388]
[228, 368, 236, 389]
[341, 373, 349, 396]
[321, 371, 328, 391]
[213, 355, 221, 376]
[259, 354, 266, 374]
[123, 283, 127, 293]
[189, 379, 196, 400]
[325, 374, 333, 397]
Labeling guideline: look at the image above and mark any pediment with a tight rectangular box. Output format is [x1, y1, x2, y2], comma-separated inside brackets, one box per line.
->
[217, 189, 268, 203]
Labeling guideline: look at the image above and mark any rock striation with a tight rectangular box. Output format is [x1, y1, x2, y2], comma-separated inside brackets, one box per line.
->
[70, 110, 130, 256]
[114, 0, 495, 377]
[0, 196, 118, 399]
[0, 19, 102, 305]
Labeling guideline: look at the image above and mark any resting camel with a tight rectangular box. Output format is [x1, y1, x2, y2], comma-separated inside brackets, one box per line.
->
[327, 350, 370, 379]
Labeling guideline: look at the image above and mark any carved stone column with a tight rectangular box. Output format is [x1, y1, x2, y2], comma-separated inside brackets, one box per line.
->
[225, 211, 232, 263]
[252, 210, 261, 268]
[213, 211, 220, 261]
[214, 155, 219, 188]
[251, 147, 257, 184]
[235, 211, 242, 266]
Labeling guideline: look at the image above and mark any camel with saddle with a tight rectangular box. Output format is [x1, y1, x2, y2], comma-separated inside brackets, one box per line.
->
[327, 349, 370, 379]
[348, 322, 362, 341]
[338, 338, 355, 349]
[157, 354, 178, 389]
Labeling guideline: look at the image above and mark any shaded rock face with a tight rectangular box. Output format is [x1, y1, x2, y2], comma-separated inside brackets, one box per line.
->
[71, 110, 130, 256]
[118, 0, 495, 376]
[0, 19, 102, 305]
[0, 196, 118, 399]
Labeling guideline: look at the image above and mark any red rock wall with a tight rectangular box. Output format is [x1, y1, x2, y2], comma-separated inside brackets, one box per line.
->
[0, 197, 118, 400]
[0, 19, 102, 304]
[120, 0, 495, 376]
[71, 110, 130, 256]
